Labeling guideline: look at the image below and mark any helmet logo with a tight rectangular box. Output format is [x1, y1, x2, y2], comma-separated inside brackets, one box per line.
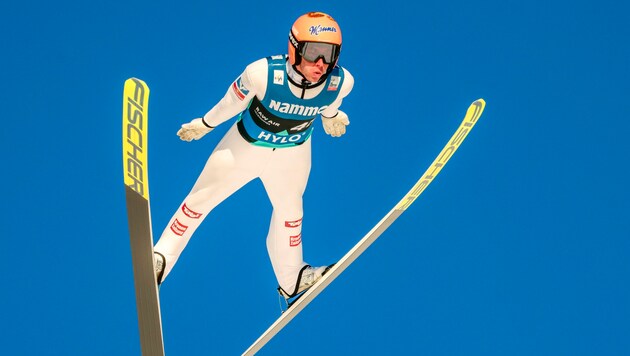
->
[309, 25, 338, 36]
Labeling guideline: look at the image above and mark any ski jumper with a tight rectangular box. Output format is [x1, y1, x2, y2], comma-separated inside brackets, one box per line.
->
[154, 55, 354, 292]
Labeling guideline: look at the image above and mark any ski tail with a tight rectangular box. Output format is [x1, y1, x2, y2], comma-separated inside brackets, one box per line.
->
[123, 78, 151, 199]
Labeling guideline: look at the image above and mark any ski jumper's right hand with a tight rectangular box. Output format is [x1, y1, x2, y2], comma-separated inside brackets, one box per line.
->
[177, 118, 214, 142]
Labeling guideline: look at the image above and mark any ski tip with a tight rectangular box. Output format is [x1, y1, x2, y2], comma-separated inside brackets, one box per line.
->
[474, 98, 486, 106]
[469, 98, 486, 115]
[126, 77, 147, 84]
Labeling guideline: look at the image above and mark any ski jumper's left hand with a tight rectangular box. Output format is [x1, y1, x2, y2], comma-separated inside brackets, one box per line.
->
[177, 118, 214, 142]
[321, 110, 349, 137]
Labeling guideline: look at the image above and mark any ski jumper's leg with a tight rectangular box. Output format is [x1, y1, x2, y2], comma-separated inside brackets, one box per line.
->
[154, 125, 264, 280]
[260, 140, 311, 292]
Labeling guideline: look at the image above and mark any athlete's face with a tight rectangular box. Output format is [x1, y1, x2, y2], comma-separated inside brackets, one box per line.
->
[297, 58, 329, 83]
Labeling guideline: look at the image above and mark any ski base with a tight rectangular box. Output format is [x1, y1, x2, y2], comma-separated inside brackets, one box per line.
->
[126, 186, 165, 356]
[123, 77, 165, 356]
[241, 99, 486, 356]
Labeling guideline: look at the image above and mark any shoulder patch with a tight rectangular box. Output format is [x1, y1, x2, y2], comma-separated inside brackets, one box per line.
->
[327, 75, 340, 91]
[232, 75, 250, 100]
[273, 70, 285, 85]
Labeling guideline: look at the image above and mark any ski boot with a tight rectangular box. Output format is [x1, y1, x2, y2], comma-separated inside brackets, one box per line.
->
[278, 264, 334, 310]
[154, 252, 165, 286]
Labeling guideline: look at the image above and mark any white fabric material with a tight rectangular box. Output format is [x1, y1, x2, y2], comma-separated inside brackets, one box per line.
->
[321, 110, 350, 137]
[155, 125, 312, 291]
[202, 58, 354, 127]
[155, 57, 354, 293]
[176, 118, 213, 141]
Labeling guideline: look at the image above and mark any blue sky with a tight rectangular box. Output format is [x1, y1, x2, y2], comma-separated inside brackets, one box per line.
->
[2, 1, 629, 355]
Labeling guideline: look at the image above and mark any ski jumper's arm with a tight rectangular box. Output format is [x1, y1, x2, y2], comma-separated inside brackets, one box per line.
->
[319, 68, 354, 137]
[202, 59, 268, 127]
[320, 68, 354, 118]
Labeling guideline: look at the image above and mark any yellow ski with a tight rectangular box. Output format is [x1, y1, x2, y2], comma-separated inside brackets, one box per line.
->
[242, 99, 486, 355]
[123, 78, 165, 356]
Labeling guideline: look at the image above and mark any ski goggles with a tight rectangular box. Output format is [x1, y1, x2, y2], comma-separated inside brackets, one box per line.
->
[299, 42, 340, 64]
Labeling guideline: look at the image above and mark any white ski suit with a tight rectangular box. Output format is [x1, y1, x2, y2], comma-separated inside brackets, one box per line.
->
[154, 55, 354, 293]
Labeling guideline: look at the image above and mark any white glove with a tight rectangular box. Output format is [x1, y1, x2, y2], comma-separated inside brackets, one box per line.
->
[321, 110, 350, 137]
[177, 118, 214, 142]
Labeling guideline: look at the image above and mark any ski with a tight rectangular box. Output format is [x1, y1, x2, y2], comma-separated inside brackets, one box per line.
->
[123, 77, 165, 356]
[242, 99, 486, 356]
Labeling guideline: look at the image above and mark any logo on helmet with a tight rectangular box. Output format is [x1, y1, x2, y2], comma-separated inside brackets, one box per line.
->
[309, 25, 338, 36]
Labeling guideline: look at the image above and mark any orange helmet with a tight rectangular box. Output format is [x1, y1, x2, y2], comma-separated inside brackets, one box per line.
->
[288, 12, 342, 69]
